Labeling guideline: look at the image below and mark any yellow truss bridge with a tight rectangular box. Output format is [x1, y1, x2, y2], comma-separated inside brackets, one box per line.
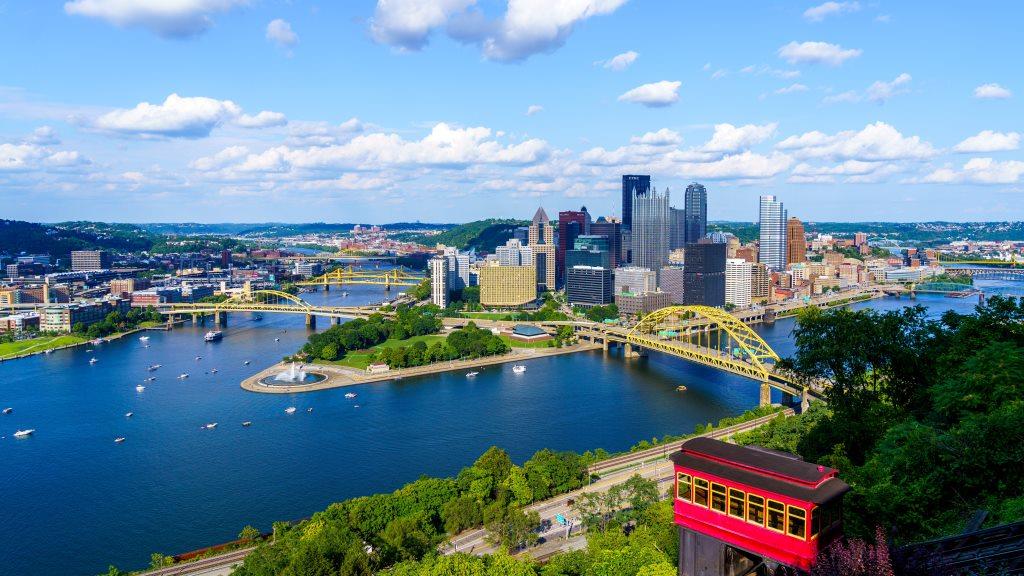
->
[160, 289, 385, 328]
[596, 305, 819, 406]
[937, 254, 1023, 266]
[296, 266, 425, 289]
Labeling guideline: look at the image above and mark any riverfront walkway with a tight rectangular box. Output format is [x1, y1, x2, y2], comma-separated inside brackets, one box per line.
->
[240, 343, 601, 393]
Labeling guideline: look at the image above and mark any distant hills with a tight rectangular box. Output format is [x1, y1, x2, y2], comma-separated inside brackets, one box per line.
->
[0, 220, 153, 260]
[409, 219, 529, 252]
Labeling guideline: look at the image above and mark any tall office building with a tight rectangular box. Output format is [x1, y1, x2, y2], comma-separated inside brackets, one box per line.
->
[479, 264, 537, 307]
[566, 248, 611, 270]
[429, 257, 448, 307]
[443, 247, 469, 292]
[513, 226, 530, 245]
[621, 175, 651, 231]
[557, 207, 591, 286]
[670, 207, 686, 250]
[631, 187, 671, 273]
[684, 182, 708, 244]
[614, 266, 657, 294]
[566, 266, 614, 307]
[758, 195, 787, 271]
[590, 218, 621, 268]
[786, 217, 807, 265]
[659, 267, 685, 304]
[528, 206, 556, 291]
[751, 262, 771, 300]
[496, 239, 532, 266]
[725, 258, 753, 308]
[71, 250, 112, 272]
[683, 241, 726, 306]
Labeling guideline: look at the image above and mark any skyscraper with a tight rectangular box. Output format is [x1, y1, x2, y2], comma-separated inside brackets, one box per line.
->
[590, 218, 621, 268]
[528, 206, 556, 291]
[786, 217, 807, 265]
[725, 258, 753, 308]
[684, 182, 707, 244]
[631, 187, 671, 273]
[759, 195, 787, 271]
[557, 207, 591, 286]
[429, 257, 448, 307]
[683, 241, 726, 306]
[621, 175, 650, 231]
[670, 207, 686, 250]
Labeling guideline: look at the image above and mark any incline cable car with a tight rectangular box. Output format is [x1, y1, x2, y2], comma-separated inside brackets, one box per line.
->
[671, 437, 850, 574]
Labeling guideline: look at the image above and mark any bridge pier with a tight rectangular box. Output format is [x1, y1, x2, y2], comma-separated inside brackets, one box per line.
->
[323, 283, 329, 292]
[191, 313, 198, 325]
[759, 382, 771, 407]
[305, 314, 317, 329]
[801, 388, 810, 412]
[214, 311, 227, 326]
[331, 316, 342, 326]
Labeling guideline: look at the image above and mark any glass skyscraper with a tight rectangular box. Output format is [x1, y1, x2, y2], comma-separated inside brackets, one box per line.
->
[631, 186, 671, 273]
[759, 195, 788, 271]
[684, 182, 707, 244]
[621, 174, 650, 231]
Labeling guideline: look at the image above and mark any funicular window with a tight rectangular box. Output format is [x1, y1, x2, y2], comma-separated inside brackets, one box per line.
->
[767, 500, 786, 532]
[787, 506, 806, 539]
[811, 506, 821, 537]
[693, 478, 709, 507]
[747, 494, 765, 525]
[710, 483, 727, 513]
[728, 489, 745, 518]
[676, 473, 692, 502]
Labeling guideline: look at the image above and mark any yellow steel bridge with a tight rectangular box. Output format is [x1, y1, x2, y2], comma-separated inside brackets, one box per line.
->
[160, 289, 386, 327]
[296, 266, 424, 289]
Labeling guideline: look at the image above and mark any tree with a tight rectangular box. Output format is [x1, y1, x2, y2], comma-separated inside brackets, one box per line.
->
[484, 506, 539, 551]
[441, 496, 482, 534]
[319, 343, 339, 361]
[381, 515, 432, 562]
[239, 525, 262, 541]
[149, 553, 173, 569]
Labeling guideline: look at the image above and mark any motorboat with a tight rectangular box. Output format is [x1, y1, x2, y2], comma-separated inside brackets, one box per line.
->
[114, 437, 126, 443]
[210, 368, 218, 374]
[93, 338, 105, 345]
[676, 385, 688, 392]
[242, 421, 252, 427]
[14, 429, 34, 438]
[512, 365, 526, 374]
[466, 371, 479, 378]
[86, 349, 93, 353]
[204, 422, 218, 429]
[243, 360, 251, 365]
[178, 373, 189, 379]
[307, 408, 314, 413]
[344, 392, 357, 399]
[138, 336, 150, 342]
[136, 385, 146, 392]
[125, 412, 133, 418]
[89, 358, 99, 364]
[284, 407, 296, 414]
[147, 364, 161, 371]
[274, 338, 280, 342]
[341, 291, 349, 297]
[145, 377, 156, 382]
[2, 407, 12, 415]
[253, 314, 263, 321]
[353, 404, 360, 408]
[204, 331, 223, 342]
[195, 356, 202, 361]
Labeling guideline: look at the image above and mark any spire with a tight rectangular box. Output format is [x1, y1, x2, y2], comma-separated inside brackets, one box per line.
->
[532, 206, 549, 225]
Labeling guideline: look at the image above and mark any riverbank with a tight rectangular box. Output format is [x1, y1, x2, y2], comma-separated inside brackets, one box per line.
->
[240, 342, 601, 393]
[0, 319, 185, 362]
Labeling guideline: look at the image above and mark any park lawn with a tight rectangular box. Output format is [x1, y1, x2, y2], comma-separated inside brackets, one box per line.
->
[139, 320, 164, 328]
[0, 334, 89, 359]
[460, 311, 513, 320]
[499, 334, 555, 349]
[327, 334, 448, 370]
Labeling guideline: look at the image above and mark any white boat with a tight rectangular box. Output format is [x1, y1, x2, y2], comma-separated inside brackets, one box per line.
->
[307, 408, 313, 413]
[178, 373, 189, 379]
[44, 349, 52, 354]
[195, 356, 202, 361]
[89, 358, 99, 364]
[344, 392, 357, 399]
[204, 331, 223, 342]
[274, 338, 280, 342]
[138, 336, 150, 342]
[136, 385, 146, 392]
[145, 377, 156, 382]
[93, 338, 105, 345]
[125, 412, 133, 418]
[210, 368, 218, 374]
[86, 349, 93, 353]
[2, 407, 12, 415]
[512, 365, 526, 374]
[147, 364, 161, 371]
[242, 421, 252, 427]
[14, 429, 34, 438]
[341, 292, 349, 297]
[353, 404, 360, 408]
[114, 437, 126, 443]
[466, 371, 479, 378]
[284, 407, 296, 414]
[204, 422, 218, 429]
[243, 360, 251, 365]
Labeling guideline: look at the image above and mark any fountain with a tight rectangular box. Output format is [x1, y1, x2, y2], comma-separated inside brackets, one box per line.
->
[274, 362, 307, 382]
[259, 362, 326, 387]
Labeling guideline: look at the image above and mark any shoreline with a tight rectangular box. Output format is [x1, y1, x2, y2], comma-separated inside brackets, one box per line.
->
[240, 343, 601, 394]
[0, 319, 187, 363]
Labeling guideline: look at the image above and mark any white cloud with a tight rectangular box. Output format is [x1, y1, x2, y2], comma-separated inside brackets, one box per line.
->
[920, 158, 1024, 184]
[26, 126, 61, 146]
[866, 73, 912, 103]
[777, 122, 937, 161]
[266, 19, 298, 49]
[739, 65, 800, 79]
[64, 0, 249, 38]
[778, 41, 862, 66]
[92, 94, 286, 138]
[189, 145, 250, 170]
[973, 83, 1012, 100]
[599, 50, 638, 71]
[703, 123, 778, 153]
[803, 1, 860, 22]
[525, 104, 544, 116]
[710, 69, 728, 80]
[0, 141, 89, 172]
[774, 83, 808, 95]
[618, 80, 681, 107]
[630, 128, 682, 146]
[370, 0, 628, 62]
[679, 151, 793, 180]
[953, 130, 1020, 153]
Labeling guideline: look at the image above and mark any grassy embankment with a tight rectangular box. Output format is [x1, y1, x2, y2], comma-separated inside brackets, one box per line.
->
[0, 335, 89, 359]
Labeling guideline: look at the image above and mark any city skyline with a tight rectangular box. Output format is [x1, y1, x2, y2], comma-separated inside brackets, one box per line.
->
[2, 2, 1022, 224]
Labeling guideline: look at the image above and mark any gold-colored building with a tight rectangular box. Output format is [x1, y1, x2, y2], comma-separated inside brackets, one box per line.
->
[527, 207, 557, 291]
[479, 264, 537, 307]
[786, 217, 807, 265]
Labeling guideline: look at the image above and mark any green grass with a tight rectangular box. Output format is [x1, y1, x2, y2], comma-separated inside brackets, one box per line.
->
[499, 334, 554, 348]
[460, 311, 514, 320]
[324, 334, 448, 370]
[0, 334, 89, 359]
[139, 320, 164, 328]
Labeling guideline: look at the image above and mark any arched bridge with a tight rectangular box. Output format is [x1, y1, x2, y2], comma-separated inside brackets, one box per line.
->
[296, 266, 424, 290]
[577, 306, 820, 406]
[944, 268, 1024, 282]
[159, 289, 387, 328]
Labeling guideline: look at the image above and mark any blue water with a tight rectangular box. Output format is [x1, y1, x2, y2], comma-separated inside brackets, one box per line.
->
[1, 279, 1020, 576]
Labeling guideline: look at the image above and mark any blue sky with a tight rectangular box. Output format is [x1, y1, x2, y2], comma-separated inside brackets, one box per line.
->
[0, 1, 1021, 224]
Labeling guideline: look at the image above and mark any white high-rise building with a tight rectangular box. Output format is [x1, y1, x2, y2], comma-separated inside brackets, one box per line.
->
[429, 257, 448, 307]
[496, 239, 532, 266]
[443, 247, 470, 292]
[614, 266, 657, 294]
[725, 258, 753, 308]
[759, 195, 787, 271]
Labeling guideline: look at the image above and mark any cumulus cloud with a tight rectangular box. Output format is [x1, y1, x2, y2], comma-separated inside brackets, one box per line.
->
[920, 158, 1024, 184]
[774, 83, 808, 95]
[803, 1, 860, 22]
[630, 128, 682, 146]
[953, 130, 1020, 153]
[92, 94, 286, 138]
[370, 0, 628, 62]
[26, 126, 61, 146]
[777, 122, 937, 161]
[0, 141, 89, 171]
[618, 80, 681, 107]
[525, 104, 543, 116]
[973, 83, 1012, 100]
[679, 151, 793, 180]
[702, 123, 778, 153]
[778, 41, 862, 66]
[64, 0, 249, 38]
[266, 19, 298, 49]
[866, 73, 912, 103]
[598, 50, 638, 71]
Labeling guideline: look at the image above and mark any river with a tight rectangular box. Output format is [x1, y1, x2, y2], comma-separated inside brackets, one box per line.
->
[1, 277, 1021, 576]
